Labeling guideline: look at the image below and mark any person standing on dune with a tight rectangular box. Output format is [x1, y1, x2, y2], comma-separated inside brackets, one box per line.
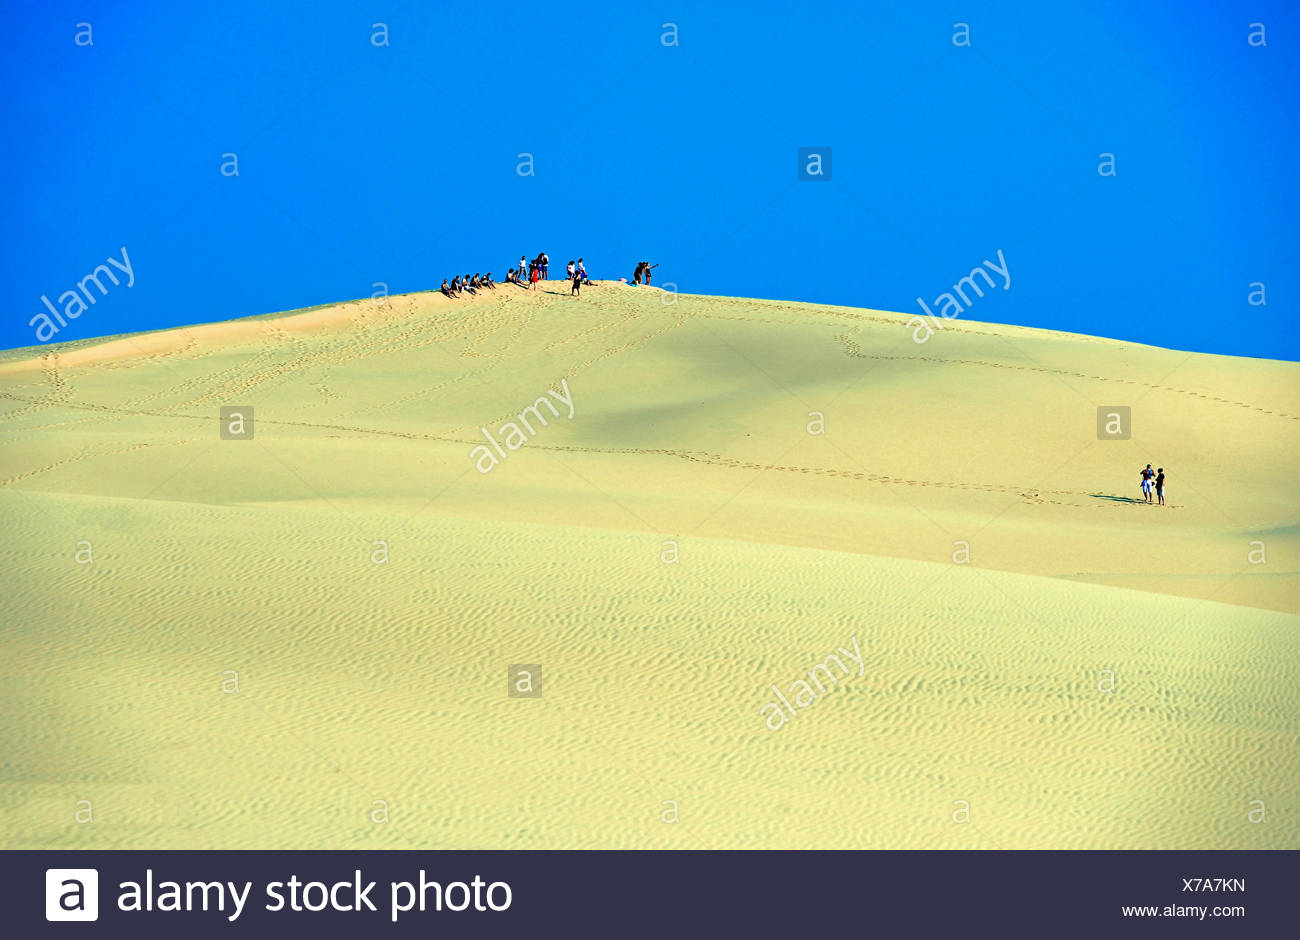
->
[1155, 468, 1166, 506]
[530, 263, 540, 290]
[1139, 464, 1155, 503]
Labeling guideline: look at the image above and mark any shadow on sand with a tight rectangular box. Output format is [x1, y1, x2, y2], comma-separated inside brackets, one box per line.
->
[1089, 493, 1149, 505]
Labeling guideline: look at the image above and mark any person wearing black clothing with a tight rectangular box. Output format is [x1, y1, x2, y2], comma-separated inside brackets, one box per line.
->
[1155, 468, 1166, 506]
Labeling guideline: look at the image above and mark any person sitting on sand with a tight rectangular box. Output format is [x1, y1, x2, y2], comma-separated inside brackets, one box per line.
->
[450, 275, 461, 295]
[482, 272, 496, 290]
[1139, 464, 1155, 503]
[441, 278, 457, 299]
[462, 274, 476, 295]
[577, 258, 588, 283]
[1155, 468, 1166, 506]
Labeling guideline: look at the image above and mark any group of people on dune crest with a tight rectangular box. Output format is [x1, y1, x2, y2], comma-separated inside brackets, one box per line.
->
[508, 253, 549, 291]
[438, 252, 637, 300]
[439, 272, 497, 298]
[505, 253, 596, 295]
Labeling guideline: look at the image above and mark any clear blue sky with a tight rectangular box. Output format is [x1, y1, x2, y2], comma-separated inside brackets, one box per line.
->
[3, 1, 1296, 359]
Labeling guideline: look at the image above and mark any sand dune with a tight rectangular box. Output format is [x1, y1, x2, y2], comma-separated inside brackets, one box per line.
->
[1, 282, 1296, 849]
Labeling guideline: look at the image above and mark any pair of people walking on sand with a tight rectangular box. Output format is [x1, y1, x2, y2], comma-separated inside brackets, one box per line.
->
[1139, 464, 1167, 506]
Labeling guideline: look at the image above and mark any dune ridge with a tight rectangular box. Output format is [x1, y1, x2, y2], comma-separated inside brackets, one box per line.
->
[1, 283, 1296, 849]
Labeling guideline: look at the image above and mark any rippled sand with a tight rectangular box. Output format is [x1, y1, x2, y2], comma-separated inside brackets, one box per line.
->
[2, 283, 1296, 848]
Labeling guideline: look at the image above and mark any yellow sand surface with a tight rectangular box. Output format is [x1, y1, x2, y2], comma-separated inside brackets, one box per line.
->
[1, 283, 1296, 849]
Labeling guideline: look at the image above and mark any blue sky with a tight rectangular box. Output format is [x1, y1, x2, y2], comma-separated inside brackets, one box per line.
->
[2, 1, 1296, 359]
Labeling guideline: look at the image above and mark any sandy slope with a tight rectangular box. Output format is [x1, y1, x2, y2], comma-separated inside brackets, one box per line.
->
[1, 282, 1296, 849]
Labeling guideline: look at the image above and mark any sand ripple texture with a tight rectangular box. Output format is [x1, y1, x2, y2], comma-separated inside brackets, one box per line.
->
[1, 285, 1296, 848]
